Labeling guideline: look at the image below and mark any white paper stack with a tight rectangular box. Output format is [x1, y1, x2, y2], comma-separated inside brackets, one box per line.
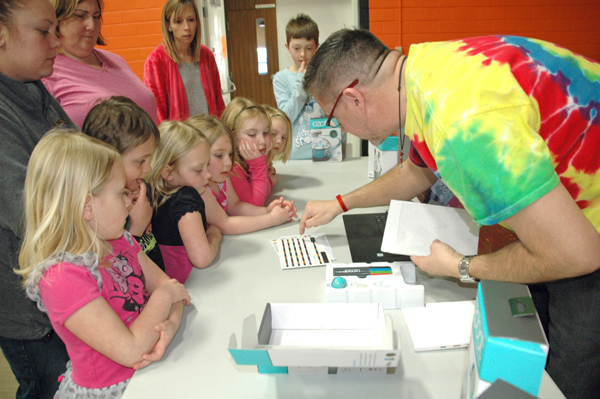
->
[402, 301, 475, 352]
[382, 200, 479, 256]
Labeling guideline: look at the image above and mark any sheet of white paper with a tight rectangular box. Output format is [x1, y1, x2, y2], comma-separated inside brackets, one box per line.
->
[402, 301, 475, 352]
[382, 200, 479, 256]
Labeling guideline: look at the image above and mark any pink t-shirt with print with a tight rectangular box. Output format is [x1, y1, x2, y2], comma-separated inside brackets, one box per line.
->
[39, 233, 147, 389]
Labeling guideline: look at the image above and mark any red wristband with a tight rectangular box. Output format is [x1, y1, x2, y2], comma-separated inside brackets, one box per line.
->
[336, 195, 348, 212]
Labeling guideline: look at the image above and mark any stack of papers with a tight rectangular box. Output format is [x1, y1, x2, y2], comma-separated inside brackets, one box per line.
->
[402, 301, 475, 351]
[382, 200, 480, 256]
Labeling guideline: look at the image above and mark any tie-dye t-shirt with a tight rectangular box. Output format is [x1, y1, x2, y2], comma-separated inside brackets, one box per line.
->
[405, 36, 600, 230]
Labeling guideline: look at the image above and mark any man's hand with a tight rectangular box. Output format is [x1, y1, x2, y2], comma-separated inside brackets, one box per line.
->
[410, 239, 464, 278]
[299, 199, 342, 234]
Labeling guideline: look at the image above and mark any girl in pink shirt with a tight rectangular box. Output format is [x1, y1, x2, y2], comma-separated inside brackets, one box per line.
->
[221, 98, 274, 206]
[19, 130, 190, 398]
[187, 114, 296, 234]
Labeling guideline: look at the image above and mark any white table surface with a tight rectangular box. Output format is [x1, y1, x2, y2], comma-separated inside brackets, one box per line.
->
[123, 155, 565, 399]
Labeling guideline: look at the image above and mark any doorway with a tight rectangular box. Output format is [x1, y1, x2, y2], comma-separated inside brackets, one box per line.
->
[225, 0, 279, 106]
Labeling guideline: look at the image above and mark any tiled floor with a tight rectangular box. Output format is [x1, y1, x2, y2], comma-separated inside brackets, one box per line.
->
[0, 351, 18, 399]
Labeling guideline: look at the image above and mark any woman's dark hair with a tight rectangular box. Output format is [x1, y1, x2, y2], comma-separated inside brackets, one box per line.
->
[0, 0, 24, 28]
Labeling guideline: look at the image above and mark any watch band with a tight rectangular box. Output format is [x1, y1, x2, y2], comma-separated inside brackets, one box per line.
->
[458, 255, 479, 283]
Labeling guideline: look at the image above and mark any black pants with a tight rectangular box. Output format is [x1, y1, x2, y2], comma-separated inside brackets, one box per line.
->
[0, 330, 69, 399]
[529, 268, 600, 399]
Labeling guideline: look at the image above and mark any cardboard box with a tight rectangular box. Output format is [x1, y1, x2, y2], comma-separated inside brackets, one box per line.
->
[462, 280, 548, 398]
[228, 303, 400, 374]
[373, 136, 398, 178]
[310, 118, 345, 162]
[325, 263, 424, 309]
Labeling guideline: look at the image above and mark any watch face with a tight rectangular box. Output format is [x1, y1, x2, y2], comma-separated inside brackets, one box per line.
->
[459, 256, 477, 282]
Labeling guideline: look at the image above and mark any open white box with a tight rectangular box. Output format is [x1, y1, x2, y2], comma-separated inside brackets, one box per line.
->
[326, 263, 424, 309]
[228, 303, 401, 374]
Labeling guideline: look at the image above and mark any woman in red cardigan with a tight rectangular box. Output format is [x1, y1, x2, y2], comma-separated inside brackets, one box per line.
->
[144, 0, 225, 122]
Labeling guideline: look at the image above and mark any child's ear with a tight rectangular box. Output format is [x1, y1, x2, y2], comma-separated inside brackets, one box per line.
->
[161, 165, 173, 182]
[285, 42, 290, 51]
[83, 195, 94, 221]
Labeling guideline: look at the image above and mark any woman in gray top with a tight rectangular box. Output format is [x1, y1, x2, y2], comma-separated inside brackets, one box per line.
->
[0, 0, 73, 397]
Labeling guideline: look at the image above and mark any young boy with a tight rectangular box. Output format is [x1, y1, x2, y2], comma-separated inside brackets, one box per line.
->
[272, 14, 324, 160]
[82, 96, 165, 271]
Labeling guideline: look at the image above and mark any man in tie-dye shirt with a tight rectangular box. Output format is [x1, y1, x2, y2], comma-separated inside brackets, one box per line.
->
[302, 29, 600, 398]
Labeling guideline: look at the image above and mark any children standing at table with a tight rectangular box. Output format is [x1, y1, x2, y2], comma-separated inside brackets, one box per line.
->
[146, 120, 222, 283]
[19, 130, 190, 398]
[82, 96, 165, 271]
[272, 14, 324, 160]
[221, 98, 273, 206]
[187, 114, 296, 232]
[263, 105, 293, 187]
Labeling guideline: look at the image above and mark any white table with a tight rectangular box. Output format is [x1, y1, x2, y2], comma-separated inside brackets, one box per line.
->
[123, 156, 564, 399]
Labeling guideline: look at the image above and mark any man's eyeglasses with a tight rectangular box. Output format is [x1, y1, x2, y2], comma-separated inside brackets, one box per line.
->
[326, 79, 359, 127]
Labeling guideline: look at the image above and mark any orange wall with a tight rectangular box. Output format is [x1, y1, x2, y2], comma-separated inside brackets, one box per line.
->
[101, 0, 600, 82]
[370, 0, 600, 61]
[100, 0, 165, 81]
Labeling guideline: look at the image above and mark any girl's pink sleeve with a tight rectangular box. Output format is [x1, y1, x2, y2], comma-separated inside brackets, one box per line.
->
[229, 156, 271, 206]
[39, 263, 101, 325]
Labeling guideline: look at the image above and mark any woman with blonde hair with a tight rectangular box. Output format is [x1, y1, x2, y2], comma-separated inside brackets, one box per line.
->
[144, 0, 225, 122]
[42, 0, 158, 126]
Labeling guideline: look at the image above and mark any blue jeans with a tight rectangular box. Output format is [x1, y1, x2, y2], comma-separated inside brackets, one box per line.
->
[0, 330, 69, 399]
[530, 268, 600, 399]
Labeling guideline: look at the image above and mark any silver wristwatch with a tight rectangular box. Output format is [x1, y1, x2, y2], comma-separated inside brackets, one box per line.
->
[458, 255, 479, 283]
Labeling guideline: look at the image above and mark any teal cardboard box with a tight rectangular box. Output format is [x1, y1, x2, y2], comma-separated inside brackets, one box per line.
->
[373, 136, 398, 178]
[310, 118, 345, 162]
[462, 280, 548, 398]
[228, 303, 400, 375]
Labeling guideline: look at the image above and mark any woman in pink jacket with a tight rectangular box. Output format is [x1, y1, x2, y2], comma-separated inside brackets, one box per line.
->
[144, 0, 225, 123]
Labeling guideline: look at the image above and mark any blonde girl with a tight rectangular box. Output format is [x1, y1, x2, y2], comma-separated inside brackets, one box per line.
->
[186, 114, 296, 232]
[146, 120, 222, 283]
[221, 97, 272, 206]
[19, 129, 189, 398]
[263, 104, 293, 187]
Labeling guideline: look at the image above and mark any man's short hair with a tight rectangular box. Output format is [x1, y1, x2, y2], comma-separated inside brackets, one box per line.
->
[304, 29, 390, 103]
[286, 14, 319, 46]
